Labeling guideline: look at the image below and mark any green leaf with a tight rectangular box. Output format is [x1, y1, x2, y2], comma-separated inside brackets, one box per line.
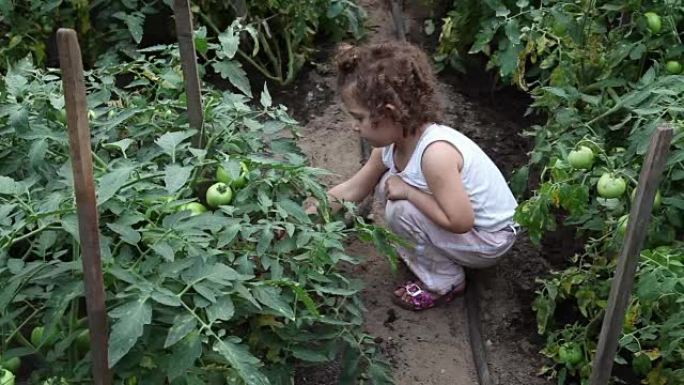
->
[260, 82, 272, 108]
[124, 12, 144, 44]
[151, 242, 175, 262]
[218, 26, 239, 59]
[108, 298, 152, 367]
[167, 331, 202, 380]
[164, 164, 192, 194]
[368, 361, 394, 385]
[151, 288, 181, 307]
[252, 285, 295, 320]
[291, 284, 319, 317]
[290, 346, 329, 362]
[218, 223, 241, 248]
[206, 295, 235, 322]
[495, 6, 510, 17]
[510, 165, 529, 197]
[155, 130, 196, 160]
[164, 314, 197, 348]
[256, 228, 274, 256]
[212, 61, 252, 97]
[504, 19, 521, 44]
[106, 223, 141, 245]
[277, 199, 311, 224]
[214, 338, 270, 385]
[338, 345, 361, 385]
[97, 167, 133, 205]
[499, 41, 522, 77]
[0, 176, 20, 195]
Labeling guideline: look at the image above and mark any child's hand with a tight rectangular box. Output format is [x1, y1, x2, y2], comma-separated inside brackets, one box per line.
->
[385, 175, 411, 201]
[303, 197, 320, 215]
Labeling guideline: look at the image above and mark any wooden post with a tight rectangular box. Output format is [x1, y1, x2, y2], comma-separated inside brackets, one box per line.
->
[57, 29, 112, 385]
[589, 125, 673, 385]
[173, 0, 205, 148]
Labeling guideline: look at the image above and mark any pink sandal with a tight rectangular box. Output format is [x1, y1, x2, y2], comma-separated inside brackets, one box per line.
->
[392, 281, 465, 311]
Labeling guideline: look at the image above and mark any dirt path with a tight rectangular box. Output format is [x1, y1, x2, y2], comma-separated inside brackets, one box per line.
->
[280, 1, 554, 384]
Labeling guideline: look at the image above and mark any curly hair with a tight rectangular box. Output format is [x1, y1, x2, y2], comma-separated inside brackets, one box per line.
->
[334, 40, 443, 137]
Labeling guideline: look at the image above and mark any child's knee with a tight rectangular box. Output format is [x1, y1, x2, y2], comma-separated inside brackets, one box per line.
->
[385, 199, 422, 234]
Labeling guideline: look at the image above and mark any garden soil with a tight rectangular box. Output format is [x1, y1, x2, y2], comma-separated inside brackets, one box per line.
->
[274, 1, 555, 384]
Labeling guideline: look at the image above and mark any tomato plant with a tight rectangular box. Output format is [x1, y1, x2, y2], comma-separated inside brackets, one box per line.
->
[0, 32, 396, 384]
[439, 1, 684, 384]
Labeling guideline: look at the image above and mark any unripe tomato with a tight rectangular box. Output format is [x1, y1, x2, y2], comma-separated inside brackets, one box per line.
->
[644, 12, 662, 33]
[206, 183, 233, 208]
[568, 146, 595, 169]
[597, 173, 626, 198]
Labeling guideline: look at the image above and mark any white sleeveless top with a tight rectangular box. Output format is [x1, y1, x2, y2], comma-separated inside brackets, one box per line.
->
[381, 123, 518, 232]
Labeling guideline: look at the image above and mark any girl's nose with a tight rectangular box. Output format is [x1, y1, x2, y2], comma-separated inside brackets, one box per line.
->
[352, 123, 360, 133]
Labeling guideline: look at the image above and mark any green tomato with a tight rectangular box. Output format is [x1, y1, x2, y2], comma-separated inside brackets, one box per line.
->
[206, 183, 233, 208]
[0, 369, 15, 385]
[0, 356, 20, 374]
[552, 20, 567, 35]
[558, 342, 583, 366]
[216, 161, 249, 189]
[568, 146, 595, 169]
[630, 189, 662, 210]
[644, 12, 662, 33]
[31, 326, 54, 348]
[617, 214, 629, 236]
[597, 173, 626, 199]
[179, 202, 207, 216]
[666, 61, 682, 74]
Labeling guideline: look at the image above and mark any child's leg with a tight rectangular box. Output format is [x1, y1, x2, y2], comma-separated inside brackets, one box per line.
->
[376, 173, 516, 296]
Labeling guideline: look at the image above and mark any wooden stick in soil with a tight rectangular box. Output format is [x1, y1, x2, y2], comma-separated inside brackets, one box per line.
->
[173, 0, 205, 148]
[589, 124, 673, 385]
[57, 28, 112, 385]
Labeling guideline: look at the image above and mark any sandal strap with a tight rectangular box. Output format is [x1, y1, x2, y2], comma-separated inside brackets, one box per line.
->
[404, 282, 425, 298]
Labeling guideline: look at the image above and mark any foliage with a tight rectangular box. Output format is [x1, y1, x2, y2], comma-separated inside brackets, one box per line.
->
[0, 30, 393, 384]
[436, 0, 684, 384]
[0, 0, 366, 84]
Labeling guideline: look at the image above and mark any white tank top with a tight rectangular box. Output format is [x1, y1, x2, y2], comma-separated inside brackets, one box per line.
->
[381, 123, 518, 231]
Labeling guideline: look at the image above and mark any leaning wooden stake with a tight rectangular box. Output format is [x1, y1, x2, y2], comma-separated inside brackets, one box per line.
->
[57, 28, 112, 385]
[589, 124, 673, 385]
[173, 0, 205, 148]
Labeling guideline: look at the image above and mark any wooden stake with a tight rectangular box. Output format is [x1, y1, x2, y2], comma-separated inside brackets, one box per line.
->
[589, 124, 673, 385]
[173, 0, 205, 148]
[57, 28, 112, 385]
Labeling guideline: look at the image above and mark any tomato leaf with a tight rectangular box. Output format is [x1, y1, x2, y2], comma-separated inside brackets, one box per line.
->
[167, 331, 202, 380]
[164, 314, 197, 348]
[164, 164, 192, 194]
[108, 298, 152, 367]
[97, 167, 133, 205]
[252, 285, 295, 320]
[213, 338, 270, 385]
[212, 60, 252, 97]
[207, 295, 235, 322]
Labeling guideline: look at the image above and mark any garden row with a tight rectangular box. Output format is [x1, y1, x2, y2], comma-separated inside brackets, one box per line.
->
[435, 1, 684, 384]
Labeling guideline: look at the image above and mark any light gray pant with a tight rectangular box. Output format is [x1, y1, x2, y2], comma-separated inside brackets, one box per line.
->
[377, 173, 517, 295]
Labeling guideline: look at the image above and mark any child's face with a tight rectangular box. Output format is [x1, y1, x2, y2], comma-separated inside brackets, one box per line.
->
[342, 91, 401, 147]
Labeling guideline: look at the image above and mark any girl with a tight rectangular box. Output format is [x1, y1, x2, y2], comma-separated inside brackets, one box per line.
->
[314, 41, 519, 311]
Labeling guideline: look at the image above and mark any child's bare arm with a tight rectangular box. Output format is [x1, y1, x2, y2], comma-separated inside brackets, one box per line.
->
[421, 142, 474, 232]
[385, 142, 474, 233]
[306, 148, 387, 213]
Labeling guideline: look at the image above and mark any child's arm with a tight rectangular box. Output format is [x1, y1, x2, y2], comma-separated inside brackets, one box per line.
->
[307, 148, 388, 213]
[385, 142, 474, 233]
